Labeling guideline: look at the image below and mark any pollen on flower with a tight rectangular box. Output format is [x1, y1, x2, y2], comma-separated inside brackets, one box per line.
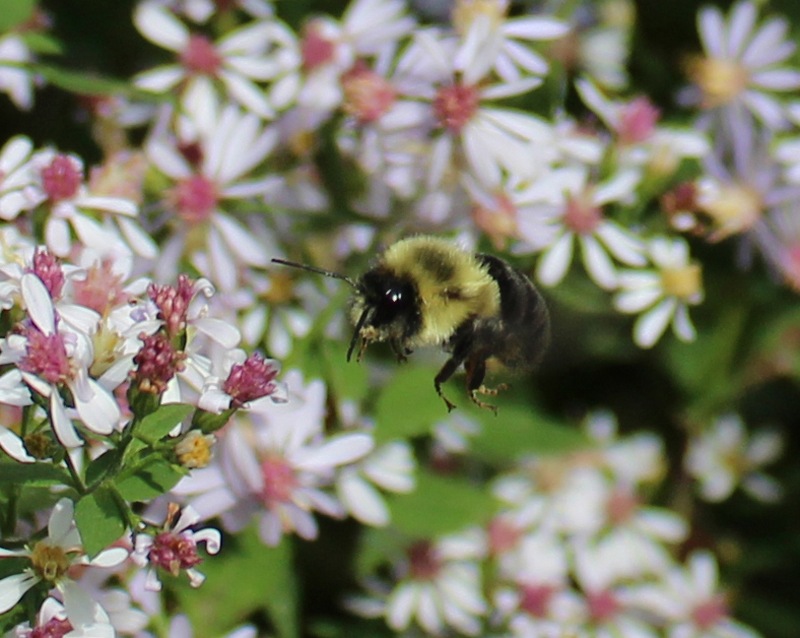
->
[692, 594, 729, 629]
[260, 456, 297, 505]
[27, 616, 73, 638]
[180, 34, 222, 76]
[24, 432, 54, 459]
[223, 352, 282, 407]
[72, 258, 130, 315]
[660, 263, 702, 300]
[688, 57, 748, 108]
[586, 589, 621, 623]
[30, 250, 65, 300]
[408, 541, 442, 582]
[434, 84, 480, 133]
[131, 332, 186, 395]
[342, 64, 397, 123]
[30, 541, 71, 582]
[176, 430, 216, 469]
[451, 0, 508, 36]
[563, 193, 603, 235]
[169, 174, 218, 223]
[148, 274, 196, 338]
[301, 22, 336, 72]
[20, 327, 71, 385]
[148, 531, 203, 577]
[617, 97, 660, 145]
[519, 584, 555, 618]
[41, 155, 82, 202]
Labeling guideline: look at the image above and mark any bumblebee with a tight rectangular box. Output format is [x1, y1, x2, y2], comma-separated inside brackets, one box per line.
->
[272, 236, 550, 413]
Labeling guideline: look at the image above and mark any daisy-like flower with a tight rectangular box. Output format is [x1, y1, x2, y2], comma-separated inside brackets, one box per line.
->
[169, 0, 273, 24]
[350, 532, 488, 636]
[0, 274, 121, 447]
[5, 596, 116, 638]
[175, 370, 373, 546]
[0, 34, 35, 110]
[133, 1, 286, 119]
[684, 0, 800, 129]
[0, 498, 128, 619]
[451, 0, 568, 84]
[685, 413, 783, 503]
[132, 503, 221, 591]
[613, 236, 704, 348]
[146, 102, 279, 292]
[630, 551, 762, 638]
[519, 165, 646, 290]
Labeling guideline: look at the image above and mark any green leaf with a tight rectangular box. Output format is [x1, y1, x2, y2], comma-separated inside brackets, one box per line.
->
[374, 367, 448, 443]
[85, 449, 122, 487]
[0, 0, 35, 31]
[387, 469, 494, 537]
[136, 403, 193, 443]
[75, 486, 127, 558]
[115, 455, 184, 502]
[21, 32, 62, 55]
[0, 460, 72, 487]
[175, 525, 298, 638]
[321, 340, 369, 401]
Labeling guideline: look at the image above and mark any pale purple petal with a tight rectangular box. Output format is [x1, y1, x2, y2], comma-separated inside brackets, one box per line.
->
[697, 7, 725, 58]
[725, 1, 756, 58]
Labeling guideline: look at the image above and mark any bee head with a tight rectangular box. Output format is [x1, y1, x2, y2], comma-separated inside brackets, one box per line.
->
[348, 269, 420, 361]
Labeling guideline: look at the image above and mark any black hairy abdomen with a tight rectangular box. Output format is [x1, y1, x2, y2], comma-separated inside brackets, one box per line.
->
[472, 253, 550, 370]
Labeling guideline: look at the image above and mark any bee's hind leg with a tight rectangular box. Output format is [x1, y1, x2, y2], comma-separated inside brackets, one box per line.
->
[465, 357, 502, 416]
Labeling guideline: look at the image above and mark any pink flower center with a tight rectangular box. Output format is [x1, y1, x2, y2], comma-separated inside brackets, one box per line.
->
[606, 487, 640, 525]
[520, 584, 555, 618]
[170, 174, 218, 223]
[28, 617, 73, 638]
[301, 23, 336, 72]
[30, 250, 65, 300]
[20, 327, 71, 385]
[587, 589, 621, 623]
[487, 517, 522, 554]
[261, 456, 297, 505]
[132, 332, 186, 395]
[408, 541, 442, 581]
[692, 594, 728, 629]
[342, 63, 397, 123]
[149, 531, 203, 576]
[72, 258, 130, 315]
[148, 274, 195, 338]
[223, 353, 281, 407]
[434, 84, 479, 132]
[473, 192, 517, 248]
[563, 193, 602, 235]
[180, 34, 222, 75]
[617, 97, 660, 145]
[41, 155, 82, 202]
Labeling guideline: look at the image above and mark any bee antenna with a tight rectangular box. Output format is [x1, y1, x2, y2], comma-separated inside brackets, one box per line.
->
[271, 258, 359, 289]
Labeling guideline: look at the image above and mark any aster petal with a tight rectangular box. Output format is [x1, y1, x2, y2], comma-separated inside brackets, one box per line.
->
[192, 317, 241, 349]
[740, 90, 786, 128]
[416, 582, 443, 635]
[697, 6, 725, 58]
[0, 572, 39, 613]
[742, 473, 782, 502]
[288, 506, 318, 540]
[749, 68, 800, 91]
[593, 169, 641, 205]
[88, 547, 129, 567]
[292, 432, 374, 472]
[258, 511, 283, 546]
[689, 551, 718, 597]
[51, 391, 83, 448]
[133, 66, 185, 92]
[146, 139, 192, 180]
[21, 272, 56, 335]
[579, 234, 617, 289]
[116, 216, 159, 259]
[0, 136, 32, 172]
[614, 286, 662, 313]
[633, 298, 676, 348]
[60, 579, 110, 627]
[0, 425, 35, 462]
[725, 1, 757, 58]
[747, 430, 782, 464]
[672, 303, 696, 342]
[337, 468, 390, 526]
[536, 232, 573, 287]
[595, 222, 646, 265]
[218, 70, 275, 119]
[386, 583, 418, 631]
[73, 378, 120, 435]
[134, 2, 190, 51]
[0, 369, 32, 406]
[193, 529, 222, 554]
[211, 212, 270, 267]
[462, 122, 501, 187]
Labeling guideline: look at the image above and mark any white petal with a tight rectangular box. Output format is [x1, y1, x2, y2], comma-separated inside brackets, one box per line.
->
[212, 213, 270, 267]
[21, 272, 55, 335]
[0, 572, 39, 613]
[536, 232, 573, 287]
[337, 469, 390, 526]
[633, 298, 676, 348]
[134, 2, 189, 51]
[73, 379, 120, 435]
[60, 580, 110, 626]
[579, 234, 617, 289]
[192, 317, 241, 349]
[386, 583, 418, 631]
[614, 286, 662, 313]
[134, 66, 185, 92]
[51, 392, 83, 448]
[0, 425, 35, 462]
[45, 217, 73, 257]
[292, 433, 374, 472]
[89, 547, 129, 567]
[672, 303, 696, 342]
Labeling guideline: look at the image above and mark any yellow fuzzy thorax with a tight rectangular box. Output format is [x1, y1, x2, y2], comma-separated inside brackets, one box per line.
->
[380, 237, 500, 345]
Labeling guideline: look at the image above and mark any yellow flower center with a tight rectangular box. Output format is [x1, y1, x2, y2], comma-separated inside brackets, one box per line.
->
[660, 263, 702, 300]
[262, 271, 297, 305]
[451, 0, 508, 36]
[700, 184, 761, 238]
[30, 541, 71, 582]
[175, 430, 216, 469]
[90, 324, 123, 378]
[689, 57, 748, 107]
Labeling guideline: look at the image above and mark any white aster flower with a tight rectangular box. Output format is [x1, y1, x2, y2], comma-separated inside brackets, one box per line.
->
[134, 1, 287, 119]
[685, 0, 800, 129]
[5, 596, 116, 638]
[0, 498, 128, 620]
[175, 371, 373, 546]
[613, 236, 704, 348]
[521, 165, 645, 289]
[685, 413, 782, 503]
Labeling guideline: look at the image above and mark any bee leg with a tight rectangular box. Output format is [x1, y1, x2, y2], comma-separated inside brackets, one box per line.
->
[355, 338, 370, 362]
[465, 357, 499, 416]
[434, 353, 467, 412]
[390, 339, 411, 363]
[476, 383, 510, 396]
